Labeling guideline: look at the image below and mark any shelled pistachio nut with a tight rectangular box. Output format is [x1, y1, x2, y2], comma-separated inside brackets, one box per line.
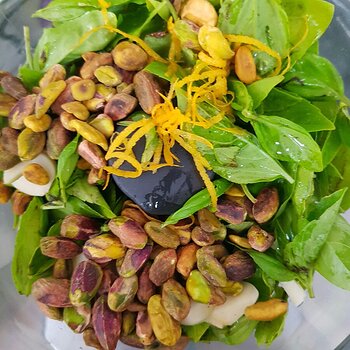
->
[252, 187, 279, 223]
[32, 278, 71, 307]
[109, 216, 148, 250]
[8, 94, 36, 129]
[144, 221, 180, 249]
[70, 261, 103, 306]
[186, 270, 211, 304]
[137, 262, 156, 304]
[60, 214, 100, 240]
[223, 251, 256, 281]
[92, 295, 122, 350]
[83, 233, 126, 263]
[40, 236, 82, 259]
[136, 310, 155, 346]
[112, 42, 149, 71]
[64, 304, 91, 333]
[122, 311, 136, 336]
[17, 128, 46, 160]
[108, 275, 139, 312]
[118, 244, 153, 278]
[176, 243, 199, 279]
[162, 279, 190, 321]
[147, 294, 182, 347]
[149, 249, 177, 286]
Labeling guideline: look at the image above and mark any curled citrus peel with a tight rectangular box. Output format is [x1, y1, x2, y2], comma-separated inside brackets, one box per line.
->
[82, 5, 292, 208]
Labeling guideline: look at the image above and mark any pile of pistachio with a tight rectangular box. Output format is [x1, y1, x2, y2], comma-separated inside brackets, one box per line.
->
[0, 40, 163, 205]
[29, 187, 281, 350]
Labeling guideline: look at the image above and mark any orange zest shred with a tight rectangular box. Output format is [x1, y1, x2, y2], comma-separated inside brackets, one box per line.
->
[90, 14, 291, 208]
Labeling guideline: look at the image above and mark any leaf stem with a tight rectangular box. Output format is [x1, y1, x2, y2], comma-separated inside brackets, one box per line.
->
[23, 26, 33, 69]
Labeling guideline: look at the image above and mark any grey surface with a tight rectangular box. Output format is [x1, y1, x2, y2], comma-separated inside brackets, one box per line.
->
[1, 1, 350, 350]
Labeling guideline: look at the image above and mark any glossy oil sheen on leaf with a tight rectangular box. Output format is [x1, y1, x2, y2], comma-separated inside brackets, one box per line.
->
[315, 216, 350, 291]
[12, 197, 49, 295]
[252, 115, 323, 171]
[284, 189, 346, 268]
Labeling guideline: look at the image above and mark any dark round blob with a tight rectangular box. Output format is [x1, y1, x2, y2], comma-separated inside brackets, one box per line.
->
[111, 125, 214, 215]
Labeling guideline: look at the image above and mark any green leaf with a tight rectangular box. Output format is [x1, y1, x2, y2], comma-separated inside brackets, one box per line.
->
[248, 251, 297, 282]
[292, 167, 314, 217]
[255, 314, 286, 346]
[281, 0, 334, 63]
[228, 79, 253, 112]
[283, 53, 345, 101]
[247, 75, 284, 109]
[260, 88, 335, 132]
[252, 115, 323, 171]
[315, 216, 350, 290]
[218, 0, 289, 57]
[18, 66, 44, 91]
[142, 127, 159, 163]
[28, 248, 55, 277]
[203, 316, 258, 345]
[66, 176, 116, 218]
[54, 135, 80, 202]
[182, 323, 210, 342]
[12, 197, 49, 295]
[164, 179, 232, 225]
[33, 11, 117, 70]
[48, 197, 107, 221]
[284, 188, 346, 268]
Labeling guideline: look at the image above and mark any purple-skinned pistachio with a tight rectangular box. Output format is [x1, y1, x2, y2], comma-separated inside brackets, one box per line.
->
[83, 328, 103, 350]
[108, 216, 148, 249]
[252, 187, 279, 223]
[32, 278, 71, 307]
[40, 237, 82, 259]
[137, 262, 156, 304]
[122, 311, 136, 336]
[223, 251, 256, 281]
[53, 259, 73, 279]
[92, 295, 122, 350]
[36, 302, 63, 321]
[149, 249, 177, 286]
[215, 199, 247, 224]
[64, 304, 91, 333]
[60, 214, 100, 240]
[144, 221, 180, 249]
[136, 310, 155, 346]
[98, 268, 118, 296]
[191, 226, 215, 246]
[70, 261, 103, 307]
[118, 244, 153, 278]
[108, 275, 138, 312]
[78, 140, 106, 169]
[83, 233, 126, 264]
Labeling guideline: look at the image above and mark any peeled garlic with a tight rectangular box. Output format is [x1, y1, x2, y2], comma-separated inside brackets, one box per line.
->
[3, 153, 56, 196]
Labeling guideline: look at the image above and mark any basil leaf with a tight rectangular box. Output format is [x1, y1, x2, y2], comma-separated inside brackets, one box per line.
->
[28, 248, 55, 277]
[283, 53, 345, 101]
[247, 75, 284, 109]
[252, 115, 323, 171]
[284, 188, 346, 268]
[218, 0, 289, 57]
[315, 216, 350, 290]
[53, 135, 80, 202]
[255, 315, 286, 346]
[12, 197, 49, 295]
[182, 323, 210, 342]
[281, 0, 334, 63]
[248, 251, 297, 282]
[33, 11, 117, 70]
[66, 177, 116, 219]
[198, 137, 294, 184]
[292, 167, 314, 217]
[203, 316, 258, 345]
[260, 88, 335, 132]
[164, 179, 232, 226]
[49, 196, 106, 221]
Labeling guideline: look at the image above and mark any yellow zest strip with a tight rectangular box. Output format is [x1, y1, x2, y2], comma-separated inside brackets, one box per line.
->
[280, 55, 291, 76]
[98, 0, 111, 25]
[174, 134, 217, 209]
[105, 152, 143, 178]
[78, 24, 167, 64]
[225, 34, 282, 75]
[106, 119, 150, 159]
[198, 51, 228, 68]
[290, 16, 310, 52]
[152, 141, 163, 165]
